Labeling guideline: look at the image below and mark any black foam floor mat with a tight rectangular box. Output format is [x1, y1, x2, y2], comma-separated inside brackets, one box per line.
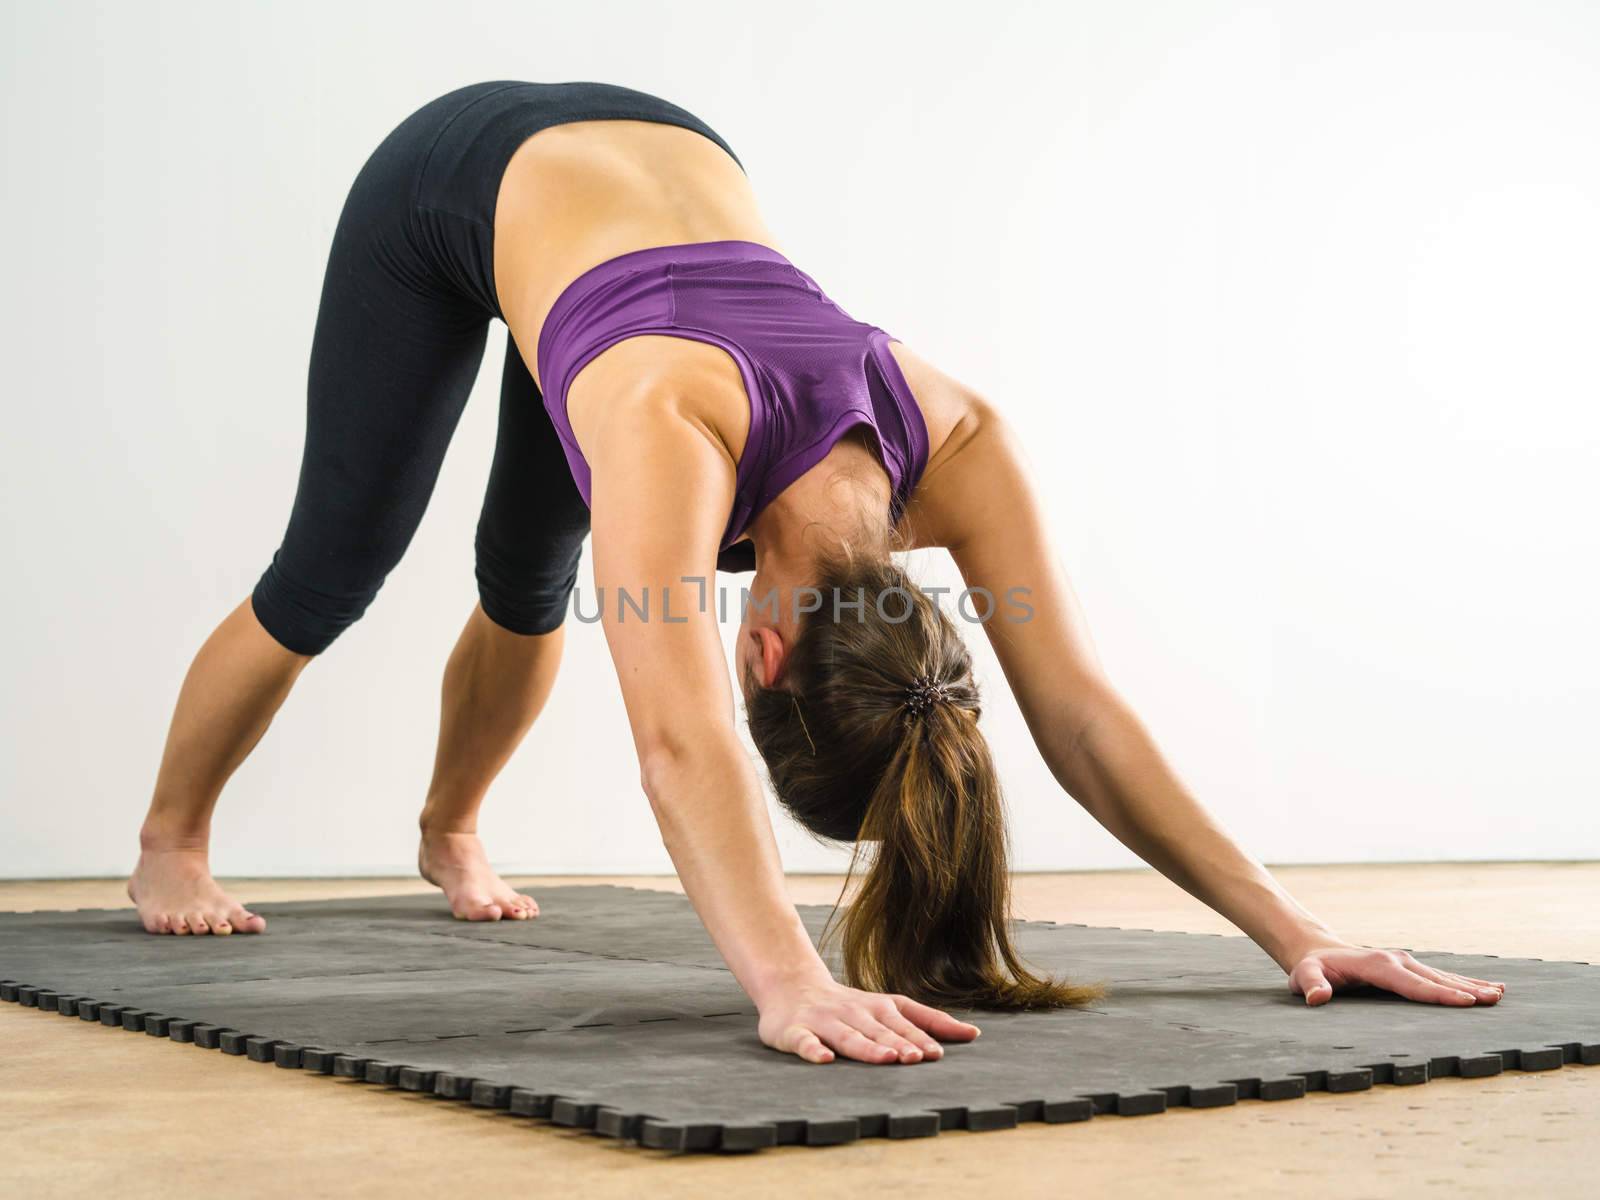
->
[2, 885, 1594, 1152]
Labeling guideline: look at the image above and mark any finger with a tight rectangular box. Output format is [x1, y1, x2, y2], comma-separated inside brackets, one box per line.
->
[1294, 960, 1334, 1006]
[777, 1025, 834, 1064]
[890, 995, 981, 1041]
[1373, 961, 1477, 1005]
[881, 1009, 944, 1060]
[1440, 969, 1505, 992]
[820, 1020, 900, 1065]
[1399, 953, 1503, 991]
[793, 1030, 834, 1064]
[1405, 961, 1502, 1004]
[852, 1014, 926, 1063]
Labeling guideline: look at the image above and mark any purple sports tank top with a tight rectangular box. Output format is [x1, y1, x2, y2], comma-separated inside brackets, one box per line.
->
[535, 240, 929, 551]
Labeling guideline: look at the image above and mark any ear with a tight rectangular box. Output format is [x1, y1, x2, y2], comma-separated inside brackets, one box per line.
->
[750, 624, 786, 689]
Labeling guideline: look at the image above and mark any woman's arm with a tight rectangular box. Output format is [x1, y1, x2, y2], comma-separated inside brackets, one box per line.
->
[911, 383, 1504, 1008]
[579, 380, 980, 1063]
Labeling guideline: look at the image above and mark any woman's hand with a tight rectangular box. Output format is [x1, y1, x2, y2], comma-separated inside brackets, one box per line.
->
[757, 978, 982, 1065]
[1287, 942, 1506, 1007]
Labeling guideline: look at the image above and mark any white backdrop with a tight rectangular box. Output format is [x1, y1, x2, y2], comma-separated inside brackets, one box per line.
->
[2, 1, 1597, 879]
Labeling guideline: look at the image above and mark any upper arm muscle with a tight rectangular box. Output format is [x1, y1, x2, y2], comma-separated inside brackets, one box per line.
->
[932, 401, 1116, 768]
[583, 388, 743, 768]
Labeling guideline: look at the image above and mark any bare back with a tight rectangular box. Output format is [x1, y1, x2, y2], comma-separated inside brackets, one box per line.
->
[492, 119, 776, 382]
[490, 119, 980, 553]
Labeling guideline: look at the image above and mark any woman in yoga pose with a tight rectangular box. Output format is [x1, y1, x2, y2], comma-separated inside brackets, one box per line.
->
[130, 81, 1504, 1066]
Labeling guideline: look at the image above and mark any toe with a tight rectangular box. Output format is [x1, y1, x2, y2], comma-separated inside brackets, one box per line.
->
[188, 912, 211, 935]
[228, 905, 266, 935]
[465, 901, 504, 922]
[171, 914, 191, 935]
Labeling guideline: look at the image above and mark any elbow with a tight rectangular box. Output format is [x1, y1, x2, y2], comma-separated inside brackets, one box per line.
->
[1041, 686, 1135, 794]
[637, 733, 740, 820]
[1052, 702, 1108, 775]
[638, 742, 684, 814]
[638, 747, 690, 854]
[637, 732, 757, 854]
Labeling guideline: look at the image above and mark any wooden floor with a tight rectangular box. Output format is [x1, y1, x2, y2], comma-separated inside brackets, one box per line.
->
[2, 863, 1594, 1198]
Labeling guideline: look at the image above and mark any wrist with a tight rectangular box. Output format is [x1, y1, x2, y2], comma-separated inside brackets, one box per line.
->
[745, 957, 835, 1010]
[1269, 924, 1350, 973]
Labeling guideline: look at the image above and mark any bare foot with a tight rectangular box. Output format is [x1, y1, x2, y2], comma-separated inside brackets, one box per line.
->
[418, 831, 539, 922]
[127, 848, 266, 935]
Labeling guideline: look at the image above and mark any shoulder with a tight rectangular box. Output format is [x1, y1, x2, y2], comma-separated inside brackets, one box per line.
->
[566, 334, 753, 470]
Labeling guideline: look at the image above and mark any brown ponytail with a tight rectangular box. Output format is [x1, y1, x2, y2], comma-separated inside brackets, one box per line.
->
[745, 552, 1103, 1010]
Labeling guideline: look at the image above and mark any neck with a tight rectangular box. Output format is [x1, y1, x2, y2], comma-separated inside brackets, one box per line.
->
[747, 435, 892, 574]
[745, 435, 894, 638]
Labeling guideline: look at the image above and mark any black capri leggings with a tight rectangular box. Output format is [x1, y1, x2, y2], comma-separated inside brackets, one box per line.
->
[250, 82, 743, 655]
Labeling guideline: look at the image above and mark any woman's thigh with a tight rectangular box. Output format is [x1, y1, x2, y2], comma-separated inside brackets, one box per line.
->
[474, 338, 591, 636]
[251, 99, 494, 656]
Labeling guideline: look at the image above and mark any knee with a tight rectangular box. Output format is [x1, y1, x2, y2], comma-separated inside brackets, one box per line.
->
[251, 554, 381, 656]
[475, 538, 582, 637]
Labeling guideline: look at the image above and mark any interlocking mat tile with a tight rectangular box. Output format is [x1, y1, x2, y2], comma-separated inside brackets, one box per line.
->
[2, 886, 1595, 1152]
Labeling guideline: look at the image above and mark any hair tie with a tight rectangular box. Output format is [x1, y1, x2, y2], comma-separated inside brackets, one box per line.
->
[903, 675, 951, 717]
